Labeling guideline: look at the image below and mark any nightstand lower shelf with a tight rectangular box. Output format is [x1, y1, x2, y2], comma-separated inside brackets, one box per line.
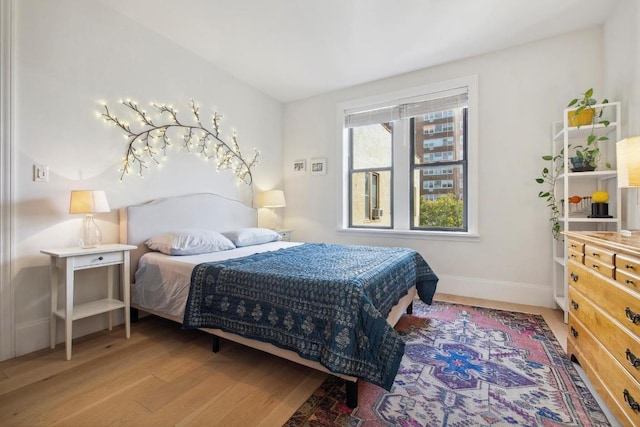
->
[53, 298, 126, 321]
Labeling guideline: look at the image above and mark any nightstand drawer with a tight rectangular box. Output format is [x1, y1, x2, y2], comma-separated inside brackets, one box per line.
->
[276, 229, 293, 242]
[70, 251, 124, 269]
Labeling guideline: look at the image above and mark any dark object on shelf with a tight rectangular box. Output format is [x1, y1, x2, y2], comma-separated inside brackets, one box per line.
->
[570, 157, 596, 172]
[588, 202, 612, 218]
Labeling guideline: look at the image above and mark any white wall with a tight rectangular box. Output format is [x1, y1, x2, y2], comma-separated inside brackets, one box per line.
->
[604, 0, 640, 230]
[9, 0, 283, 357]
[282, 28, 608, 307]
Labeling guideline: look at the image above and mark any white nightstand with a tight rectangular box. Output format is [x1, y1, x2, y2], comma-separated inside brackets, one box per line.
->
[276, 228, 294, 242]
[41, 243, 137, 360]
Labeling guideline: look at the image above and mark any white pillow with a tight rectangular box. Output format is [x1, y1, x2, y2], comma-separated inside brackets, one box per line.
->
[222, 228, 282, 247]
[145, 229, 236, 255]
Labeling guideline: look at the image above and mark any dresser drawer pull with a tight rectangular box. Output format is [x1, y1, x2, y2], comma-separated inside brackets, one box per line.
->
[625, 264, 636, 270]
[571, 300, 579, 310]
[570, 272, 579, 282]
[625, 307, 640, 325]
[626, 349, 640, 369]
[626, 279, 636, 286]
[624, 389, 640, 412]
[98, 256, 104, 261]
[591, 264, 599, 269]
[570, 326, 578, 338]
[592, 252, 601, 258]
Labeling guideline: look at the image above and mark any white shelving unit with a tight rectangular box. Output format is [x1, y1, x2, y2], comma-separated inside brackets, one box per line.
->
[551, 102, 621, 321]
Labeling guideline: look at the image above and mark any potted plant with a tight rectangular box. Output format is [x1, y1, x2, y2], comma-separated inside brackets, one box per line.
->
[567, 88, 611, 171]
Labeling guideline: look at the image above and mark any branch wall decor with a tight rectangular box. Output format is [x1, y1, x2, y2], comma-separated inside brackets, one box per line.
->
[102, 99, 259, 185]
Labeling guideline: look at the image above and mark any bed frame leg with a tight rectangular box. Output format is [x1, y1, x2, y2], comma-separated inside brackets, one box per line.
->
[407, 301, 413, 315]
[130, 307, 139, 323]
[212, 336, 220, 353]
[345, 379, 358, 408]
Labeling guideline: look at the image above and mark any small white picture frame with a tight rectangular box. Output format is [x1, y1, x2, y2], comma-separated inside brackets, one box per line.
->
[310, 158, 327, 175]
[293, 160, 306, 174]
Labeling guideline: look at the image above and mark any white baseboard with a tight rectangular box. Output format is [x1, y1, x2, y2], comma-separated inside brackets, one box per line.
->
[436, 274, 554, 308]
[15, 318, 50, 357]
[15, 313, 124, 357]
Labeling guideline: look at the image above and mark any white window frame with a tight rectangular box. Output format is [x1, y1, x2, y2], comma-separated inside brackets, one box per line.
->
[337, 76, 479, 240]
[0, 0, 14, 361]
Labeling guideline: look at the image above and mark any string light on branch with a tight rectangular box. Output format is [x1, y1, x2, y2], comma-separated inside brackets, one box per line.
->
[101, 99, 259, 185]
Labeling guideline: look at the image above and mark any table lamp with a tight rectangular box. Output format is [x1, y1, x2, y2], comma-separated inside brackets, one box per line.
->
[258, 190, 286, 229]
[69, 190, 110, 248]
[616, 137, 640, 236]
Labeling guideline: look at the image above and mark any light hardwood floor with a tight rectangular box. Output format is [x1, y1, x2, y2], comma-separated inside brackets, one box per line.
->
[0, 294, 567, 426]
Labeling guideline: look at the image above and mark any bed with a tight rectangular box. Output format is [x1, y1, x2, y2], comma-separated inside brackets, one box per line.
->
[119, 193, 438, 407]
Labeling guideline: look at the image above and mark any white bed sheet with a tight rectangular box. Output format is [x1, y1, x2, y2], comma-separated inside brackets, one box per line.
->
[133, 241, 301, 319]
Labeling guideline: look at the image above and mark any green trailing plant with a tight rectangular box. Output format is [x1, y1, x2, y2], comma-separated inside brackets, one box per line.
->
[102, 99, 259, 184]
[536, 149, 564, 240]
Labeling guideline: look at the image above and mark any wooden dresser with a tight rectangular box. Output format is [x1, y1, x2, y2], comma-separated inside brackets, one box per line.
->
[564, 231, 640, 426]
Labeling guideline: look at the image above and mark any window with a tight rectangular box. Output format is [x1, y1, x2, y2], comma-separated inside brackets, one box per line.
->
[341, 77, 478, 236]
[348, 124, 392, 227]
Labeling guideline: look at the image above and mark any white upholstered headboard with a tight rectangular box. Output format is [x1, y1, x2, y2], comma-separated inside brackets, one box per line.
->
[119, 193, 258, 281]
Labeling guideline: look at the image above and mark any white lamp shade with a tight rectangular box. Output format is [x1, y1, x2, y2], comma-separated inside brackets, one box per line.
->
[617, 137, 640, 188]
[69, 190, 111, 214]
[259, 190, 286, 208]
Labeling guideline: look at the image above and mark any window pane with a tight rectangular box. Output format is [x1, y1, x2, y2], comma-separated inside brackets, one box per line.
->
[412, 165, 465, 229]
[351, 124, 392, 170]
[414, 108, 465, 165]
[351, 170, 391, 227]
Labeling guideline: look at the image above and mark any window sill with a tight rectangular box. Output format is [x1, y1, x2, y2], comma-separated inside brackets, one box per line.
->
[336, 227, 480, 242]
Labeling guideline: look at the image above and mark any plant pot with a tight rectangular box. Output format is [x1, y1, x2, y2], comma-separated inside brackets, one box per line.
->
[567, 109, 594, 127]
[570, 156, 596, 172]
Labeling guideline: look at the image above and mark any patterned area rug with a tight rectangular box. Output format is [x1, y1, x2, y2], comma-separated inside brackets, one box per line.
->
[284, 300, 611, 426]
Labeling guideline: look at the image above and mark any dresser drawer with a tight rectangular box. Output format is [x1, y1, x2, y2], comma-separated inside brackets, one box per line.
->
[70, 251, 124, 269]
[584, 244, 615, 266]
[584, 255, 615, 279]
[567, 249, 584, 264]
[618, 254, 640, 273]
[617, 269, 640, 293]
[567, 239, 585, 253]
[569, 286, 640, 384]
[568, 260, 640, 338]
[568, 315, 640, 427]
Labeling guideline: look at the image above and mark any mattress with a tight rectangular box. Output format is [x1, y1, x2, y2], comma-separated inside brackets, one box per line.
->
[132, 241, 301, 319]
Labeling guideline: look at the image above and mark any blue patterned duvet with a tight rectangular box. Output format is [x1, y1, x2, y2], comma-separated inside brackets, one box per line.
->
[182, 243, 438, 389]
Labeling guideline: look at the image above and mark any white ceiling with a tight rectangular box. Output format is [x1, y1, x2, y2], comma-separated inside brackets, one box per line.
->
[101, 0, 621, 103]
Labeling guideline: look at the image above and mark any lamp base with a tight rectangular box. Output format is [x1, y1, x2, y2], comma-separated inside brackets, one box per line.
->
[79, 214, 102, 248]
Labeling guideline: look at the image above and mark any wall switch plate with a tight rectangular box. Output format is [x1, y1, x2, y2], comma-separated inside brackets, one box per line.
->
[34, 164, 49, 182]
